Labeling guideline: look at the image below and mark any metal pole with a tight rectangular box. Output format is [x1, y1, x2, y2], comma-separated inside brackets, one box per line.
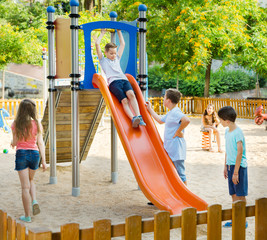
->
[138, 4, 148, 98]
[46, 6, 57, 184]
[70, 0, 80, 197]
[1, 71, 5, 100]
[42, 47, 48, 112]
[110, 11, 118, 184]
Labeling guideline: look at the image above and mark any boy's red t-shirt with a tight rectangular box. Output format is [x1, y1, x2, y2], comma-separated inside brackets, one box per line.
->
[11, 120, 39, 151]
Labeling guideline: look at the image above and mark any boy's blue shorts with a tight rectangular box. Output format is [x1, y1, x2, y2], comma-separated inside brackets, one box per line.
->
[227, 165, 248, 197]
[109, 80, 134, 102]
[173, 160, 186, 182]
[15, 150, 40, 171]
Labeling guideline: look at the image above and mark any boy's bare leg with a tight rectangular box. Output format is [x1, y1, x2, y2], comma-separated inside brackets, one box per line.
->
[232, 194, 246, 202]
[121, 98, 134, 119]
[126, 90, 140, 116]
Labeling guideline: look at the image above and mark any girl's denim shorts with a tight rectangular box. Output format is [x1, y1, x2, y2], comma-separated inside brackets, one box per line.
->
[15, 150, 40, 171]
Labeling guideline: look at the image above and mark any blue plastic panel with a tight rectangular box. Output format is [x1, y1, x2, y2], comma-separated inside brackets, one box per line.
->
[80, 21, 138, 89]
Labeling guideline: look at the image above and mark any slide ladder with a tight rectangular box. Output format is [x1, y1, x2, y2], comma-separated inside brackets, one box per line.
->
[42, 87, 106, 163]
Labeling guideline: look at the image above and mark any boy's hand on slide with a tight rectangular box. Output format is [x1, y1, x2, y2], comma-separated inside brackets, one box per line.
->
[145, 101, 152, 110]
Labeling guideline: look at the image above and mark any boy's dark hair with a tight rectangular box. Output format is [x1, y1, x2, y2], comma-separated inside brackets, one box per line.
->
[218, 106, 237, 122]
[105, 43, 117, 52]
[165, 88, 182, 104]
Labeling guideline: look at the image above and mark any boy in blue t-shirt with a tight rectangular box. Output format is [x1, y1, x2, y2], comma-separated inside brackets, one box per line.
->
[94, 29, 145, 128]
[146, 88, 190, 185]
[218, 106, 248, 228]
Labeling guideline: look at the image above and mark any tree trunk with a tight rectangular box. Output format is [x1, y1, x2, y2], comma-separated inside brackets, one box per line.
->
[84, 0, 94, 11]
[98, 0, 102, 13]
[204, 60, 212, 97]
[176, 75, 179, 90]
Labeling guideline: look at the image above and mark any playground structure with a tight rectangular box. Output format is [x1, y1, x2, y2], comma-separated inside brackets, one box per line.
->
[44, 0, 208, 214]
[201, 131, 210, 150]
[0, 108, 11, 133]
[254, 105, 267, 125]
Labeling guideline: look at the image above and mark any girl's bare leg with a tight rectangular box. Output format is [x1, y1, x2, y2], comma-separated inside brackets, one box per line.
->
[29, 169, 37, 202]
[18, 169, 31, 217]
[215, 130, 222, 152]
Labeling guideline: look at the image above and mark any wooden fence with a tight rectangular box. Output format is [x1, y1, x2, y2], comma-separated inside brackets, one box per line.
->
[0, 198, 267, 240]
[0, 99, 44, 119]
[148, 97, 267, 119]
[1, 97, 267, 120]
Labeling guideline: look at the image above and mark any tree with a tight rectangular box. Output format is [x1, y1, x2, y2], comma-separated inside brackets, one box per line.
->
[0, 22, 43, 69]
[111, 0, 267, 97]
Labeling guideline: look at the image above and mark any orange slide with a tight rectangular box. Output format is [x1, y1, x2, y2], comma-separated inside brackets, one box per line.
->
[92, 74, 208, 214]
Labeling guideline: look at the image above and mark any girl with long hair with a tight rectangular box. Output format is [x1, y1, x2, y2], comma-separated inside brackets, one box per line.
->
[11, 99, 47, 223]
[201, 104, 223, 152]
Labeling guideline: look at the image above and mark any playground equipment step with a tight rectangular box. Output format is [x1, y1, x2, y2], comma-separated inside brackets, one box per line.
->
[42, 87, 106, 163]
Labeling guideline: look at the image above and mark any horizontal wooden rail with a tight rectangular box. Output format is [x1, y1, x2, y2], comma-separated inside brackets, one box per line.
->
[0, 198, 266, 240]
[1, 97, 267, 120]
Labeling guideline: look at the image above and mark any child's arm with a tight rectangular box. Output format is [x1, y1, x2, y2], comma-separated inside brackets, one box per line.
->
[232, 141, 243, 185]
[146, 101, 164, 124]
[224, 153, 228, 179]
[37, 122, 47, 171]
[11, 128, 17, 148]
[173, 116, 190, 138]
[117, 30, 125, 58]
[94, 29, 106, 60]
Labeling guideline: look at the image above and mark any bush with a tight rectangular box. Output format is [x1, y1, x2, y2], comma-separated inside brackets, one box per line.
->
[148, 65, 261, 97]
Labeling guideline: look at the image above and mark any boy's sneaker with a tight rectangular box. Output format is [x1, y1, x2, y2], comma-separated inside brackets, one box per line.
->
[132, 116, 140, 128]
[32, 200, 40, 215]
[19, 216, 31, 223]
[138, 115, 146, 126]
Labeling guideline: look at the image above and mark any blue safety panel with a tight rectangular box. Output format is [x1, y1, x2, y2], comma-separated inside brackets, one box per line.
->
[80, 21, 138, 89]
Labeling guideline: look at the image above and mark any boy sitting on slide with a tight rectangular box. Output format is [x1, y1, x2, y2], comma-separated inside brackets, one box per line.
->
[94, 29, 146, 128]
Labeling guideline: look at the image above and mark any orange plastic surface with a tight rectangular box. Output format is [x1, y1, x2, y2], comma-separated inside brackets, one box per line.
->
[92, 74, 208, 214]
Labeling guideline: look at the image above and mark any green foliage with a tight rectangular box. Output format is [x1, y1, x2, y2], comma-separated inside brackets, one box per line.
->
[0, 23, 43, 68]
[111, 0, 267, 96]
[0, 0, 108, 69]
[148, 65, 258, 97]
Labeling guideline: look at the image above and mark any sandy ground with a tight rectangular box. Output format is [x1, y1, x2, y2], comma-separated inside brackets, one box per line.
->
[0, 117, 266, 239]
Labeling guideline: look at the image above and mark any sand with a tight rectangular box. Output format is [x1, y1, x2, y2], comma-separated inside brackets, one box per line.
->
[0, 117, 266, 239]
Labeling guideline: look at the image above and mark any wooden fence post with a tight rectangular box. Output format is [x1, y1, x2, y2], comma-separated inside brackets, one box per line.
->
[125, 215, 142, 240]
[232, 201, 246, 240]
[16, 223, 26, 240]
[154, 211, 170, 240]
[207, 204, 222, 240]
[0, 209, 7, 240]
[93, 219, 111, 240]
[28, 229, 52, 240]
[7, 216, 16, 240]
[181, 207, 197, 240]
[60, 223, 79, 240]
[255, 198, 267, 240]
